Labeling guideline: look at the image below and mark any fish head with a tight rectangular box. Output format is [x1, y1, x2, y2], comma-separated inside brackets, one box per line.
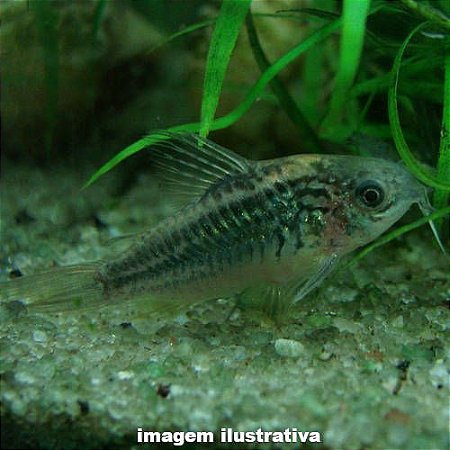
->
[317, 156, 427, 252]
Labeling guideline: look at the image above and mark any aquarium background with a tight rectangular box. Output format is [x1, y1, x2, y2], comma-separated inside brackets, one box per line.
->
[1, 0, 449, 449]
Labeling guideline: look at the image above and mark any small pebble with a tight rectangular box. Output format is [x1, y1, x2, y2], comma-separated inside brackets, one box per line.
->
[392, 315, 404, 328]
[32, 330, 48, 343]
[319, 350, 333, 361]
[274, 338, 305, 358]
[333, 317, 361, 333]
[117, 370, 134, 380]
[429, 359, 449, 388]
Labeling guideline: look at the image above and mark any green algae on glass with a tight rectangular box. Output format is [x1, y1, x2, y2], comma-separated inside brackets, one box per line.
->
[199, 0, 251, 138]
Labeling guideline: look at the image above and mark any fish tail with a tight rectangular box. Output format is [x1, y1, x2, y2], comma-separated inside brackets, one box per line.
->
[0, 263, 106, 313]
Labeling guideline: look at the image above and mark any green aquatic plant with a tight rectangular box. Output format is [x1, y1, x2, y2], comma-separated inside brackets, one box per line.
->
[386, 18, 449, 242]
[320, 0, 371, 140]
[199, 0, 251, 138]
[245, 12, 323, 153]
[435, 50, 450, 214]
[84, 17, 341, 187]
[86, 0, 449, 252]
[388, 22, 449, 191]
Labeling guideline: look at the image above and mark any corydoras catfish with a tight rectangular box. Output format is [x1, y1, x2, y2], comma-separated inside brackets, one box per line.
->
[0, 133, 439, 318]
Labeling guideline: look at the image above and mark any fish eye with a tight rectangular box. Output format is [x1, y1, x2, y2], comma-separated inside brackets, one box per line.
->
[355, 180, 385, 208]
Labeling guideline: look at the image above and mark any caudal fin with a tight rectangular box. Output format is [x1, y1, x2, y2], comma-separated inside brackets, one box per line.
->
[0, 263, 105, 313]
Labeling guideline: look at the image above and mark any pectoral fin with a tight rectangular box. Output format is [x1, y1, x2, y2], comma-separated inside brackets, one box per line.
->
[292, 254, 339, 303]
[236, 254, 339, 319]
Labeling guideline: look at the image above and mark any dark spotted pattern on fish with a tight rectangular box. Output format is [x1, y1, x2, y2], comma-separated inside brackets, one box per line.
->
[102, 169, 332, 291]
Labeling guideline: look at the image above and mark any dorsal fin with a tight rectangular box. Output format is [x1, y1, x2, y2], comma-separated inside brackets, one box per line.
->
[149, 132, 251, 204]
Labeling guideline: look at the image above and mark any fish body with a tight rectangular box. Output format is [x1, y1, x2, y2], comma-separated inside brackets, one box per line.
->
[0, 134, 429, 316]
[101, 155, 332, 302]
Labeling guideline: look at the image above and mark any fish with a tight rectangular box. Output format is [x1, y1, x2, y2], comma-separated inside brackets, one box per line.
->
[0, 132, 441, 319]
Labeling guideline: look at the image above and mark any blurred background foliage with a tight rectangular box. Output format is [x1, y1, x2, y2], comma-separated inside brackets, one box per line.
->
[1, 0, 449, 221]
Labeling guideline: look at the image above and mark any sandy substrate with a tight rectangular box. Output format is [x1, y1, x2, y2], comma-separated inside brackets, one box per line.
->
[1, 162, 449, 449]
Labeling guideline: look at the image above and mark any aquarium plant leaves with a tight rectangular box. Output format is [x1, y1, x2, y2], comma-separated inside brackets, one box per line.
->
[83, 124, 198, 188]
[320, 0, 371, 141]
[400, 0, 450, 32]
[199, 0, 252, 138]
[213, 19, 341, 132]
[245, 12, 323, 153]
[84, 18, 341, 188]
[388, 22, 450, 191]
[433, 48, 450, 214]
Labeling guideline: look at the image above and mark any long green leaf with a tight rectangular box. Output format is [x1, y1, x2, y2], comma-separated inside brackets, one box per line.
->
[433, 46, 450, 229]
[83, 123, 200, 187]
[84, 19, 341, 188]
[320, 0, 371, 140]
[388, 23, 450, 191]
[200, 0, 252, 138]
